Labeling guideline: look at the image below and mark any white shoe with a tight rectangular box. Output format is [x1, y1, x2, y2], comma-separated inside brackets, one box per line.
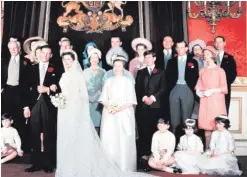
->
[165, 167, 174, 173]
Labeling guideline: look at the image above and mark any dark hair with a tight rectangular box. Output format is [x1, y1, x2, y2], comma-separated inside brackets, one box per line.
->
[192, 44, 203, 55]
[62, 52, 75, 61]
[176, 41, 188, 47]
[215, 116, 230, 129]
[214, 36, 225, 42]
[136, 43, 147, 50]
[157, 118, 170, 125]
[143, 50, 156, 57]
[111, 36, 121, 41]
[183, 123, 198, 133]
[2, 113, 13, 121]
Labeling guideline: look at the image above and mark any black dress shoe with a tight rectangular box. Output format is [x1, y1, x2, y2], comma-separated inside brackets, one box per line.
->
[143, 167, 151, 172]
[44, 167, 54, 173]
[25, 165, 42, 172]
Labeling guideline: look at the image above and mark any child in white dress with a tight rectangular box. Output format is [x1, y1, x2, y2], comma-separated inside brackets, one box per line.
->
[174, 119, 203, 174]
[1, 113, 23, 163]
[148, 119, 176, 173]
[197, 115, 242, 176]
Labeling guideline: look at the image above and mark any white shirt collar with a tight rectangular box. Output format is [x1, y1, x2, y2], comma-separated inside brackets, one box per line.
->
[11, 55, 20, 62]
[148, 64, 155, 70]
[163, 49, 172, 55]
[178, 55, 187, 61]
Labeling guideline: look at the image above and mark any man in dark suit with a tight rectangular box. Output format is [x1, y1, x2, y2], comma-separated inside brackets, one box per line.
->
[166, 41, 199, 135]
[214, 36, 237, 114]
[156, 36, 176, 70]
[135, 51, 165, 161]
[24, 45, 60, 173]
[1, 37, 33, 152]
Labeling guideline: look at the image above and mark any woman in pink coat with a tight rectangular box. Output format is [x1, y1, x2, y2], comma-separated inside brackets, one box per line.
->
[195, 46, 228, 149]
[129, 38, 152, 78]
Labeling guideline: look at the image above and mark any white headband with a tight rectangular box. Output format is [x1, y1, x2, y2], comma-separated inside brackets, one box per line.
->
[217, 115, 229, 120]
[185, 119, 196, 127]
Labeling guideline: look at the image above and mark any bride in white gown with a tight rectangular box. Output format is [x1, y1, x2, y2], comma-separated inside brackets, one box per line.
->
[56, 49, 157, 177]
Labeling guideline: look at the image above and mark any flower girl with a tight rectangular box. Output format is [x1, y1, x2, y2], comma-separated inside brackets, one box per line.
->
[1, 113, 23, 163]
[148, 119, 176, 173]
[174, 119, 203, 174]
[197, 115, 242, 176]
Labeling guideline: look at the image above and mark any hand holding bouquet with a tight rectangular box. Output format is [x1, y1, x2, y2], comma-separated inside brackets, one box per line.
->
[50, 93, 66, 109]
[108, 104, 120, 114]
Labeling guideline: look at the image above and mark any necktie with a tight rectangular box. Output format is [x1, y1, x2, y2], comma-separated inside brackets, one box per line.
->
[217, 54, 221, 65]
[149, 67, 152, 75]
[41, 64, 46, 84]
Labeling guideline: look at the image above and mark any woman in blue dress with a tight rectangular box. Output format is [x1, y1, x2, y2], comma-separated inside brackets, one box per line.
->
[83, 48, 106, 134]
[82, 42, 102, 69]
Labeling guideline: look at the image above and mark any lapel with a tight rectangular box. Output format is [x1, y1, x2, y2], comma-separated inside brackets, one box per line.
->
[19, 56, 25, 77]
[174, 57, 179, 79]
[43, 62, 53, 86]
[220, 52, 228, 67]
[145, 67, 157, 90]
[33, 64, 40, 86]
[5, 57, 11, 78]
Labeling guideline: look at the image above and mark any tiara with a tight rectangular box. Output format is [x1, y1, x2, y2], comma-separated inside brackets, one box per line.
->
[185, 119, 196, 127]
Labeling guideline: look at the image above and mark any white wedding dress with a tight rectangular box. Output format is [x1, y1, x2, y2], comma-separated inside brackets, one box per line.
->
[55, 52, 156, 177]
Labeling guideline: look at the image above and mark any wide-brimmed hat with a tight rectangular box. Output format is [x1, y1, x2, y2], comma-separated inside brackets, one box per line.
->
[189, 39, 206, 53]
[203, 46, 217, 57]
[30, 40, 48, 58]
[23, 36, 44, 55]
[131, 38, 152, 51]
[106, 47, 129, 66]
[88, 48, 102, 59]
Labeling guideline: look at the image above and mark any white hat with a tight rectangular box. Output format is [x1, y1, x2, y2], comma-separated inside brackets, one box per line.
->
[189, 39, 206, 53]
[106, 47, 129, 66]
[88, 48, 102, 59]
[113, 55, 128, 63]
[131, 38, 152, 51]
[59, 37, 70, 45]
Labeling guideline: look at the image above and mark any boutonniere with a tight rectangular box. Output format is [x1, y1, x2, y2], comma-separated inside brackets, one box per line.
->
[174, 54, 178, 57]
[23, 61, 27, 66]
[48, 67, 54, 73]
[188, 62, 194, 68]
[224, 54, 228, 58]
[152, 68, 158, 74]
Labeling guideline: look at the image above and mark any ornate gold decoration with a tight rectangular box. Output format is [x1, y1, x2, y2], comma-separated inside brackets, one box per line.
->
[1, 1, 4, 18]
[187, 1, 242, 33]
[233, 77, 247, 86]
[57, 1, 133, 33]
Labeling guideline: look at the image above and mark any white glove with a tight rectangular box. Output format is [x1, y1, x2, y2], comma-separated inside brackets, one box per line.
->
[196, 90, 204, 98]
[211, 88, 221, 94]
[204, 89, 213, 97]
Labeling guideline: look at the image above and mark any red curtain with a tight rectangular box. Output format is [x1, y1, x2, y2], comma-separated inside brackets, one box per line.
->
[187, 2, 247, 77]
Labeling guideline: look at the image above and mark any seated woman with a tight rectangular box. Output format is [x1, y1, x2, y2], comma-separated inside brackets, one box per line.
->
[1, 113, 23, 163]
[148, 119, 176, 173]
[83, 48, 106, 135]
[197, 115, 242, 176]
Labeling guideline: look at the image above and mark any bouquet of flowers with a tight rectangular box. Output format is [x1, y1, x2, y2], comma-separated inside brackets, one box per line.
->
[108, 104, 120, 114]
[50, 93, 66, 109]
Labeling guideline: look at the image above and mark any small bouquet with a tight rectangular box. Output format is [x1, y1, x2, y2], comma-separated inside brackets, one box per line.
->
[204, 150, 212, 158]
[50, 93, 66, 109]
[108, 104, 120, 114]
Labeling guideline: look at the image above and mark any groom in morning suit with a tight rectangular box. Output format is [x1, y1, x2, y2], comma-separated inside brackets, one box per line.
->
[24, 45, 60, 173]
[135, 51, 166, 161]
[166, 41, 199, 135]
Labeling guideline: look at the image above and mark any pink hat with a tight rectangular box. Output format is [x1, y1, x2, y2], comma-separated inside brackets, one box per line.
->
[131, 38, 152, 51]
[203, 46, 217, 57]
